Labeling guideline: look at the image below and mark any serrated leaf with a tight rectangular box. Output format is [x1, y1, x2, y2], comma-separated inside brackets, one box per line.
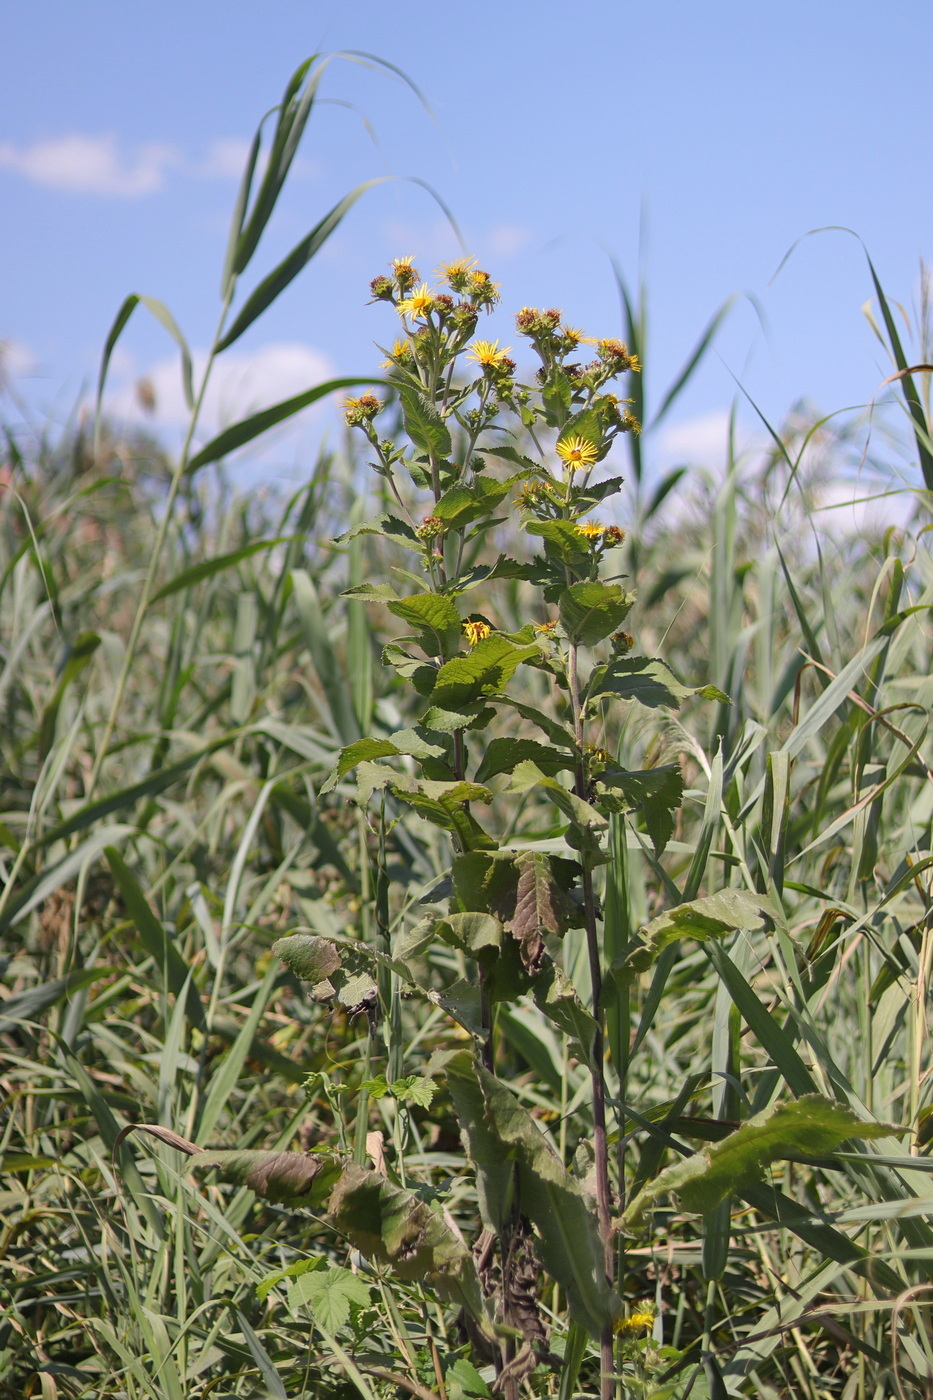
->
[559, 581, 636, 646]
[435, 476, 512, 529]
[257, 1256, 325, 1303]
[508, 762, 608, 833]
[512, 851, 578, 970]
[343, 582, 399, 602]
[446, 1357, 492, 1397]
[596, 764, 684, 855]
[474, 737, 574, 785]
[399, 384, 452, 459]
[338, 513, 423, 551]
[288, 1264, 371, 1330]
[388, 592, 462, 657]
[611, 890, 774, 987]
[587, 656, 719, 710]
[622, 1095, 902, 1225]
[321, 729, 448, 793]
[526, 519, 591, 567]
[274, 933, 378, 1013]
[431, 635, 539, 708]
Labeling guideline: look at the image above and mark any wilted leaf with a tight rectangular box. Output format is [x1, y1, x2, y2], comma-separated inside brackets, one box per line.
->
[447, 1054, 616, 1337]
[611, 890, 774, 986]
[622, 1095, 901, 1225]
[190, 1148, 342, 1205]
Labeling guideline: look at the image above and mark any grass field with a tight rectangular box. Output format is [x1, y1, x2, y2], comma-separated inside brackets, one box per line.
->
[4, 56, 933, 1400]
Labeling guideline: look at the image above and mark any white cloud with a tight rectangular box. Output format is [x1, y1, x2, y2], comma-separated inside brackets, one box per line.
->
[0, 133, 181, 196]
[0, 339, 38, 381]
[105, 342, 338, 462]
[657, 411, 733, 469]
[484, 224, 533, 259]
[197, 138, 252, 180]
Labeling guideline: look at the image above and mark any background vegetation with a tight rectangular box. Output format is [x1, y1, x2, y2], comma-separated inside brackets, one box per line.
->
[4, 56, 933, 1400]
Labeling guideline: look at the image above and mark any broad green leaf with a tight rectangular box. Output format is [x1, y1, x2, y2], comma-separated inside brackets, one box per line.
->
[596, 764, 684, 854]
[186, 378, 372, 475]
[558, 581, 636, 646]
[339, 513, 422, 551]
[508, 761, 608, 836]
[612, 890, 773, 987]
[474, 737, 574, 785]
[398, 383, 452, 459]
[525, 519, 591, 567]
[387, 592, 462, 657]
[343, 582, 399, 602]
[447, 1054, 616, 1337]
[622, 1096, 901, 1225]
[433, 911, 504, 957]
[321, 728, 447, 792]
[559, 405, 604, 451]
[150, 537, 289, 602]
[217, 181, 386, 350]
[257, 1256, 325, 1304]
[587, 655, 728, 710]
[274, 932, 377, 1012]
[288, 1264, 371, 1330]
[430, 635, 539, 708]
[532, 962, 597, 1067]
[434, 476, 512, 528]
[446, 1358, 492, 1398]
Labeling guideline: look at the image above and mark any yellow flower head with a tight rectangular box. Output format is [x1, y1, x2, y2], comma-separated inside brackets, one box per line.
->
[534, 619, 558, 634]
[467, 339, 513, 368]
[343, 393, 383, 426]
[561, 324, 592, 347]
[391, 255, 419, 289]
[578, 521, 604, 539]
[397, 283, 436, 319]
[615, 1311, 655, 1336]
[468, 269, 502, 312]
[381, 338, 411, 369]
[463, 619, 492, 647]
[436, 256, 477, 290]
[556, 435, 600, 473]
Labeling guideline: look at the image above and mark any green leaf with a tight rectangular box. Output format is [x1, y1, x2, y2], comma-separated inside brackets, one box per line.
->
[398, 383, 452, 459]
[388, 592, 462, 657]
[508, 762, 608, 837]
[343, 582, 399, 602]
[612, 890, 774, 987]
[288, 1264, 371, 1330]
[622, 1095, 901, 1225]
[150, 537, 289, 603]
[431, 635, 540, 708]
[558, 582, 636, 646]
[532, 961, 597, 1067]
[217, 181, 385, 350]
[447, 1054, 616, 1337]
[596, 764, 684, 855]
[474, 737, 574, 785]
[588, 655, 728, 710]
[256, 1256, 325, 1304]
[106, 847, 206, 1029]
[525, 519, 590, 567]
[339, 513, 423, 551]
[446, 1358, 492, 1398]
[434, 476, 512, 529]
[186, 378, 373, 475]
[321, 728, 448, 793]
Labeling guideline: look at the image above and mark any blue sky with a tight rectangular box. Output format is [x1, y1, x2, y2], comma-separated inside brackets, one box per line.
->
[2, 1, 931, 496]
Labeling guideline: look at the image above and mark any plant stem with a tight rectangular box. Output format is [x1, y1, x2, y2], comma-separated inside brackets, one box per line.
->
[568, 639, 615, 1400]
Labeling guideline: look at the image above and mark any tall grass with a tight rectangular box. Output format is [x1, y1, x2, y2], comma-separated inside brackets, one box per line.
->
[4, 54, 933, 1400]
